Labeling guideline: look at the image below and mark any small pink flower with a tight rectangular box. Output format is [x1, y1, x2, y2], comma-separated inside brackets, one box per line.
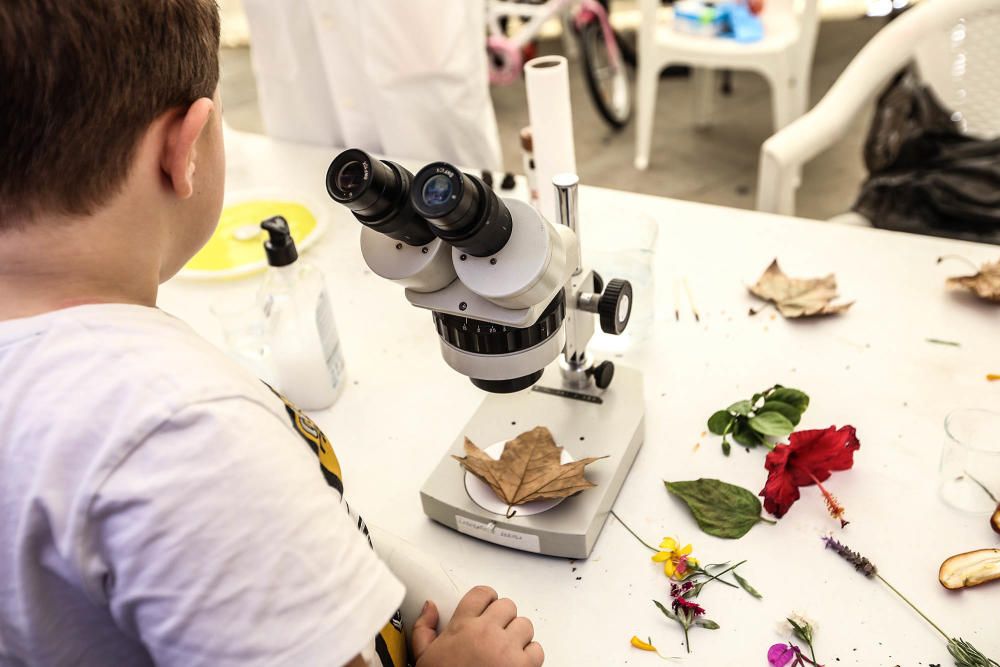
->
[671, 596, 706, 617]
[768, 643, 797, 667]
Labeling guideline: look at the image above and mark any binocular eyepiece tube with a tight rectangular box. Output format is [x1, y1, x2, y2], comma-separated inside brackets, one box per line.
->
[326, 149, 513, 257]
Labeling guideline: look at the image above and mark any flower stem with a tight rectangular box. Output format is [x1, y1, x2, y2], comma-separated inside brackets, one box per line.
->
[610, 510, 658, 552]
[683, 625, 690, 654]
[937, 254, 979, 271]
[875, 574, 950, 643]
[696, 561, 745, 589]
[759, 516, 777, 525]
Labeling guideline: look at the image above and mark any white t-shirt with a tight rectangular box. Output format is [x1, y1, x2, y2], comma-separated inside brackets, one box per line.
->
[0, 304, 405, 667]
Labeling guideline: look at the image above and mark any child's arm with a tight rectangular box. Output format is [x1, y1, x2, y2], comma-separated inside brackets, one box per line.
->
[87, 398, 404, 666]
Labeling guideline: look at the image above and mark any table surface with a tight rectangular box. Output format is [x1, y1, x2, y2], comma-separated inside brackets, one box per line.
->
[159, 130, 1000, 666]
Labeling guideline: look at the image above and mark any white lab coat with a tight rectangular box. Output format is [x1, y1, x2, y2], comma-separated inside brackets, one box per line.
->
[242, 0, 503, 171]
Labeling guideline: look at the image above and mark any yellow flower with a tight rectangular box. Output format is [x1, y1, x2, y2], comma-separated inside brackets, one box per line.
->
[631, 636, 657, 651]
[630, 635, 676, 661]
[651, 537, 698, 579]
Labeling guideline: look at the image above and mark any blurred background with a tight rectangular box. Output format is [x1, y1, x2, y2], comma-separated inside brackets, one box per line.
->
[217, 1, 921, 221]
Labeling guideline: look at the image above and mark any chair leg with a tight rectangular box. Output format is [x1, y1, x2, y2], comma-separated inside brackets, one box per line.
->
[767, 71, 796, 131]
[692, 67, 714, 130]
[793, 63, 811, 118]
[634, 58, 662, 171]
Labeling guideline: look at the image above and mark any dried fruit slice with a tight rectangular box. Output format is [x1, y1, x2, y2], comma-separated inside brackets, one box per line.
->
[939, 549, 1000, 590]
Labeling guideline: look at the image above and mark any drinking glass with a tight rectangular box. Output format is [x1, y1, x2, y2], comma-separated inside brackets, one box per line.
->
[211, 296, 273, 383]
[939, 409, 1000, 513]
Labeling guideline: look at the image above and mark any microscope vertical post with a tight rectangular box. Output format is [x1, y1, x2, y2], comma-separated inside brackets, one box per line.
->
[553, 174, 594, 385]
[554, 173, 582, 276]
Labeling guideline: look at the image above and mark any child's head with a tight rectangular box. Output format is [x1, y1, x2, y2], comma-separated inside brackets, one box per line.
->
[0, 1, 223, 282]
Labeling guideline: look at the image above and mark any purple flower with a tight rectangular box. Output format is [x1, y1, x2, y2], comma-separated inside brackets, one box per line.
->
[670, 581, 695, 598]
[767, 643, 797, 667]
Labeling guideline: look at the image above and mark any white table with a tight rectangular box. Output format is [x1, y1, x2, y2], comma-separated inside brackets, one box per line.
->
[160, 130, 1000, 666]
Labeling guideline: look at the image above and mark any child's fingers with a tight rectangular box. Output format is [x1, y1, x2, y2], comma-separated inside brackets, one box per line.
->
[410, 599, 440, 659]
[524, 640, 545, 666]
[452, 585, 498, 619]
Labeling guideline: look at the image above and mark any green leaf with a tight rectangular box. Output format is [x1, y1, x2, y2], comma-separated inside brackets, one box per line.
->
[694, 618, 720, 630]
[768, 388, 809, 413]
[653, 599, 678, 621]
[732, 419, 764, 448]
[721, 439, 732, 456]
[727, 400, 754, 416]
[748, 411, 794, 437]
[665, 478, 766, 539]
[733, 571, 762, 599]
[707, 410, 735, 435]
[758, 400, 802, 426]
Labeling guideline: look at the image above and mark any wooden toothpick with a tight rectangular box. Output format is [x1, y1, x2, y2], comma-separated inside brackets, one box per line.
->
[683, 277, 700, 322]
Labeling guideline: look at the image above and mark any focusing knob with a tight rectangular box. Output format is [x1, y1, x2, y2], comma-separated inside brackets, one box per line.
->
[592, 271, 605, 295]
[587, 361, 615, 390]
[598, 279, 633, 335]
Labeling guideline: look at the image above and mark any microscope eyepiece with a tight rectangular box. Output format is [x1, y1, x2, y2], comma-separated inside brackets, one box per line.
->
[411, 162, 513, 258]
[326, 149, 436, 247]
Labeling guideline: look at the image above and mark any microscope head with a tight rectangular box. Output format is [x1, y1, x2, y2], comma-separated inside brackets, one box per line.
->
[327, 149, 627, 394]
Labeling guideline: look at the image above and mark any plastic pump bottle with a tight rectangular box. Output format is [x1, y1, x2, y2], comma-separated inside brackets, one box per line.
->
[258, 216, 345, 410]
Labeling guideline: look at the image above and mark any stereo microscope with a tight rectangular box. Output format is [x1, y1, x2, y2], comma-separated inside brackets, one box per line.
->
[326, 149, 644, 558]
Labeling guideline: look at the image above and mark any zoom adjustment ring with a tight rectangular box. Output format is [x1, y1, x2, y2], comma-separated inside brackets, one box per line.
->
[433, 291, 566, 355]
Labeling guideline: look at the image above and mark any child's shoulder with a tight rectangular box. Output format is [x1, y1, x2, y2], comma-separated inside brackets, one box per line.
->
[0, 303, 277, 430]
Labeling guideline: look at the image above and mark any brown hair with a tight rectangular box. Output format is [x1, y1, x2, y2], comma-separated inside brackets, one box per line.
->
[0, 1, 220, 228]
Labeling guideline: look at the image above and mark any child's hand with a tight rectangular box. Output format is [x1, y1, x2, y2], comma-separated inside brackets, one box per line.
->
[412, 585, 544, 667]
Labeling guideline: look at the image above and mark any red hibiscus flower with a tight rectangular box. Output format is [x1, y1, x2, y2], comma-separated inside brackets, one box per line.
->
[760, 425, 860, 524]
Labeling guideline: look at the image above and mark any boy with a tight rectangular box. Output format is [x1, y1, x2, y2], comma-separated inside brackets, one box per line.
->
[0, 2, 543, 666]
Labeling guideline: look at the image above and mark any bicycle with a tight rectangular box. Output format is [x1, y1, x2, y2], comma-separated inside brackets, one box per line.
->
[486, 0, 632, 129]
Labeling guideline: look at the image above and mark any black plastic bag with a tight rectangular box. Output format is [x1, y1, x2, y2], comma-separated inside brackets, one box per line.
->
[852, 66, 1000, 245]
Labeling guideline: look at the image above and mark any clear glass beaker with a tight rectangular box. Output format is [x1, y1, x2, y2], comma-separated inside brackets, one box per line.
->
[939, 409, 1000, 513]
[210, 296, 273, 383]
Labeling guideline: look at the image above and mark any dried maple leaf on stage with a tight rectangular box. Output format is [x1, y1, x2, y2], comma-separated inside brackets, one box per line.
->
[946, 259, 1000, 302]
[749, 259, 854, 318]
[454, 426, 606, 513]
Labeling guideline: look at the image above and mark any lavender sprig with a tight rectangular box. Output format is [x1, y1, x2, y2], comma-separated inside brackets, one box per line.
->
[821, 536, 999, 667]
[822, 536, 877, 577]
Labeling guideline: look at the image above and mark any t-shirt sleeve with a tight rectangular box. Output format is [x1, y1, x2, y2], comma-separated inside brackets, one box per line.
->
[87, 397, 404, 667]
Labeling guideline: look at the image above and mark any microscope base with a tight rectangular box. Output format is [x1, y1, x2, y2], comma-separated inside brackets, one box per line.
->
[420, 364, 644, 559]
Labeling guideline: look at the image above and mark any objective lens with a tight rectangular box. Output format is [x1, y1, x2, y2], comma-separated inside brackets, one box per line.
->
[411, 162, 513, 257]
[326, 149, 435, 246]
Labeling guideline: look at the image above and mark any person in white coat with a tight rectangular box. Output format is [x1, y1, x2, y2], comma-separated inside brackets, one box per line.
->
[242, 0, 503, 171]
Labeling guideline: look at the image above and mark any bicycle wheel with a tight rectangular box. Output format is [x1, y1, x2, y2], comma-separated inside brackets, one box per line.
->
[578, 20, 631, 129]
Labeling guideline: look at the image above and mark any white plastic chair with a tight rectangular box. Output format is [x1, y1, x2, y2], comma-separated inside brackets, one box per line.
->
[634, 0, 821, 170]
[756, 0, 1000, 217]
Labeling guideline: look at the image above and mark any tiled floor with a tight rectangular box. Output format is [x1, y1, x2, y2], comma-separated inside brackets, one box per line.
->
[220, 17, 886, 221]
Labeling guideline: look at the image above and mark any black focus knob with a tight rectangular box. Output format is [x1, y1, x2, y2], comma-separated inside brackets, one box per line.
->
[587, 361, 615, 390]
[598, 279, 633, 335]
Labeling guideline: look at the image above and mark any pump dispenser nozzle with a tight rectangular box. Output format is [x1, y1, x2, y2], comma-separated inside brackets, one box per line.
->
[261, 216, 299, 267]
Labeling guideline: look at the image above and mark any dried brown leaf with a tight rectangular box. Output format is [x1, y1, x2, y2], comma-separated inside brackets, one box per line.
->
[454, 426, 607, 508]
[946, 260, 1000, 302]
[749, 259, 854, 318]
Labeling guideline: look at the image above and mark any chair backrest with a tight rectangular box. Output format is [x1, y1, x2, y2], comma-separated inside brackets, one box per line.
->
[914, 6, 1000, 139]
[764, 0, 822, 48]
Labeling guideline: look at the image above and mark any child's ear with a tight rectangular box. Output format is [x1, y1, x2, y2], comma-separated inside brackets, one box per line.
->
[161, 97, 215, 199]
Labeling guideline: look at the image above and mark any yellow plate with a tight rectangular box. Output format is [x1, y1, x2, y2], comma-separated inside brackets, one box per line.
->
[180, 197, 325, 280]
